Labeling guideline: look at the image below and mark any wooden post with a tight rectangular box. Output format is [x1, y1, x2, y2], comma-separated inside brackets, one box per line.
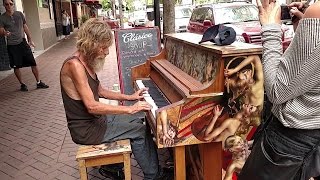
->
[78, 159, 87, 180]
[123, 153, 131, 180]
[174, 146, 186, 180]
[201, 142, 222, 180]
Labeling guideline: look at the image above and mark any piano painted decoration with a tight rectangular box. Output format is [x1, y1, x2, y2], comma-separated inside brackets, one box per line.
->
[115, 27, 161, 102]
[156, 96, 223, 148]
[131, 32, 263, 180]
[223, 135, 252, 180]
[223, 55, 264, 139]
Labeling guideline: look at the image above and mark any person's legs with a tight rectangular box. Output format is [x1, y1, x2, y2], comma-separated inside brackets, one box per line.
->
[13, 68, 23, 84]
[31, 66, 40, 82]
[102, 115, 160, 179]
[21, 40, 49, 89]
[13, 68, 28, 91]
[7, 44, 27, 90]
[239, 116, 320, 180]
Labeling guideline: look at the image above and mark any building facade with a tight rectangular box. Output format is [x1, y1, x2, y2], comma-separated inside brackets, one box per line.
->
[0, 0, 95, 70]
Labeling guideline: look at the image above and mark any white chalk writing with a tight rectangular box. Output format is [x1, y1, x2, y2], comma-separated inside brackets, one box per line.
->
[122, 32, 153, 43]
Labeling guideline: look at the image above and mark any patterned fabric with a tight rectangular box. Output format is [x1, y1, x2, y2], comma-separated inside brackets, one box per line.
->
[261, 19, 320, 129]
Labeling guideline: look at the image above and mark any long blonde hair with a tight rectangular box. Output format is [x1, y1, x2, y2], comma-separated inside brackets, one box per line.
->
[76, 18, 113, 61]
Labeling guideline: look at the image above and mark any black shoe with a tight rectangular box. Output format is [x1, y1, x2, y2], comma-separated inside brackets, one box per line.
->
[37, 81, 49, 89]
[99, 165, 124, 180]
[20, 84, 28, 91]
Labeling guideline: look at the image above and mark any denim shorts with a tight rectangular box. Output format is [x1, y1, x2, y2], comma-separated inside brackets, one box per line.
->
[238, 114, 320, 180]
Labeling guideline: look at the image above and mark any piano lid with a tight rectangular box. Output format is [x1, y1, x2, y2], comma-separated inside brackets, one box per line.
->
[165, 32, 262, 56]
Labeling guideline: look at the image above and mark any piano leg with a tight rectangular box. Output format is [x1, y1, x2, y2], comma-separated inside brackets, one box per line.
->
[174, 146, 186, 180]
[200, 142, 222, 180]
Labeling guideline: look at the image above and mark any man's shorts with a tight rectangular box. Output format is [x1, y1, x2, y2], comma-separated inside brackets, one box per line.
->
[7, 38, 37, 69]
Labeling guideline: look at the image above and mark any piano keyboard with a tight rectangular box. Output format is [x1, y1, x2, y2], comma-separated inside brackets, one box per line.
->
[136, 79, 169, 117]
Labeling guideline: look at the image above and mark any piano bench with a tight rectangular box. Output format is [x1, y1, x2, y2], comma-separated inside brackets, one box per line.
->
[76, 139, 132, 180]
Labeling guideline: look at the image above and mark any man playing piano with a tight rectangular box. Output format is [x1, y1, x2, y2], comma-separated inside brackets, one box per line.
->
[60, 18, 170, 179]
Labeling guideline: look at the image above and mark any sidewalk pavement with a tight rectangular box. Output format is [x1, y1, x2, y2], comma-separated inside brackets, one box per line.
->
[0, 32, 170, 179]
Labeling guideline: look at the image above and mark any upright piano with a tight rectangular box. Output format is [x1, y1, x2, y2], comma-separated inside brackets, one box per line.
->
[131, 32, 262, 180]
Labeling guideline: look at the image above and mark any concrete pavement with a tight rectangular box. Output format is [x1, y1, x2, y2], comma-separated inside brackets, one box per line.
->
[0, 32, 170, 179]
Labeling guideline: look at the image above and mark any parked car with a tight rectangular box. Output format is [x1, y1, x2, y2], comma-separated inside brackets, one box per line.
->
[132, 10, 147, 27]
[103, 17, 120, 29]
[160, 6, 193, 33]
[174, 6, 193, 33]
[187, 2, 293, 50]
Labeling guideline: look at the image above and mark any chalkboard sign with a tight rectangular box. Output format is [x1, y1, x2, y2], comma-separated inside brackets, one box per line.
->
[115, 27, 161, 101]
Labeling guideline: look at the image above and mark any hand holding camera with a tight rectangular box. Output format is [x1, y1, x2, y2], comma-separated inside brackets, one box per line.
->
[281, 1, 310, 21]
[256, 0, 310, 26]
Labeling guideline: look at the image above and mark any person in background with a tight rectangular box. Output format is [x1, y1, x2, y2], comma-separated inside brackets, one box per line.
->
[62, 10, 70, 40]
[0, 0, 49, 91]
[238, 0, 320, 179]
[60, 18, 171, 179]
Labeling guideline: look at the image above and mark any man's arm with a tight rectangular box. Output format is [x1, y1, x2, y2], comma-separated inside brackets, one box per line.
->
[23, 24, 35, 47]
[0, 18, 10, 37]
[66, 60, 151, 115]
[98, 84, 133, 101]
[98, 84, 148, 101]
[0, 27, 7, 36]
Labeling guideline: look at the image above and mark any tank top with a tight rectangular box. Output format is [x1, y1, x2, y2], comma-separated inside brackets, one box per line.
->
[60, 56, 107, 145]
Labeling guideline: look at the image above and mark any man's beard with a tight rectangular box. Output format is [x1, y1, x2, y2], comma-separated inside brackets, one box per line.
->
[89, 56, 106, 72]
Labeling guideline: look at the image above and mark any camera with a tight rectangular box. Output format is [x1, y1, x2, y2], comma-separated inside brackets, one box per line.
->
[281, 5, 291, 20]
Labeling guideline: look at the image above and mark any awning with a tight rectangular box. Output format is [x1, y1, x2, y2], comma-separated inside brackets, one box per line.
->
[83, 0, 102, 9]
[84, 0, 99, 4]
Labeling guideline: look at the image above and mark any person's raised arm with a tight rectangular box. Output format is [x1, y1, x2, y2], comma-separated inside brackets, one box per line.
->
[225, 55, 263, 83]
[256, 0, 320, 104]
[204, 106, 223, 137]
[303, 1, 320, 18]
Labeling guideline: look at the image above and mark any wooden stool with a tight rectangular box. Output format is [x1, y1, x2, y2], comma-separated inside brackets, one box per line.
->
[76, 139, 132, 180]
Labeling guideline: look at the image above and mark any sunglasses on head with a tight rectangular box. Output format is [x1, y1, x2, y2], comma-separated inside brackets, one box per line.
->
[5, 2, 14, 6]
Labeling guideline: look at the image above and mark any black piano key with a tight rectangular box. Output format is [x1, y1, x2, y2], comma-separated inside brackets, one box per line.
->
[142, 80, 170, 108]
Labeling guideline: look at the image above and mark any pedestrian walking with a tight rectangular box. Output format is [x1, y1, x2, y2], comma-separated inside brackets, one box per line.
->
[0, 0, 49, 91]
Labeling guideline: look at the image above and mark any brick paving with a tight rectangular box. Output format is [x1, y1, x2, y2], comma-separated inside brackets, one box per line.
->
[0, 32, 170, 180]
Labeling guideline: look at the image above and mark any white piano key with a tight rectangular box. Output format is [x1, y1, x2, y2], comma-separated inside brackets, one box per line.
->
[151, 105, 158, 118]
[136, 80, 159, 118]
[136, 80, 145, 89]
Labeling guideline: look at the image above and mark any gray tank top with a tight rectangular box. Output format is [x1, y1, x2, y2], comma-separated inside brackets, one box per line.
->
[60, 56, 107, 145]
